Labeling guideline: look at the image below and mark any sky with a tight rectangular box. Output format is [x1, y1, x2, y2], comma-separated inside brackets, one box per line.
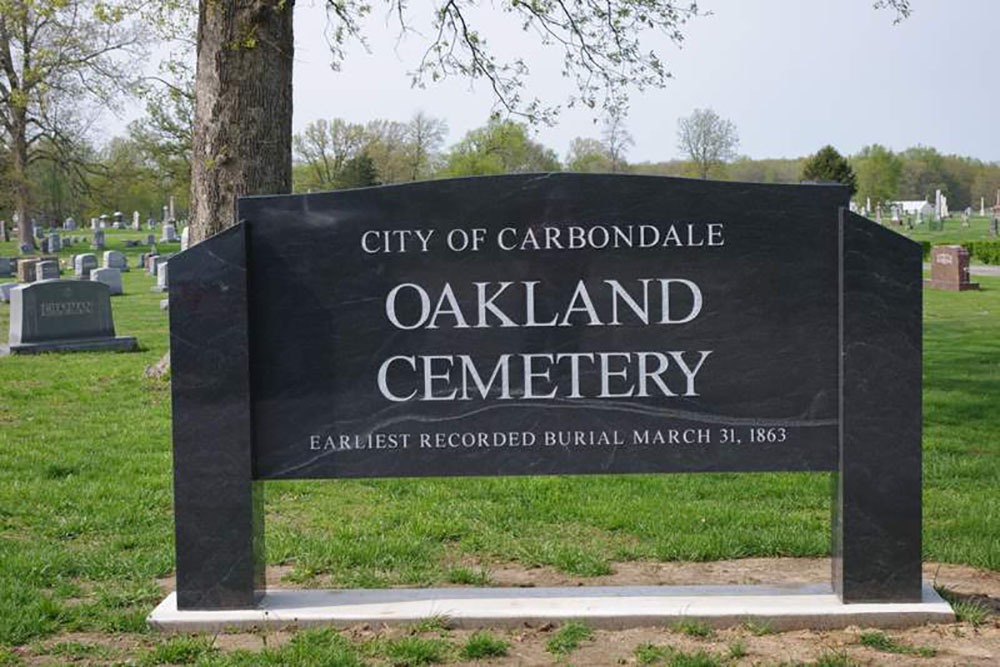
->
[120, 0, 1000, 164]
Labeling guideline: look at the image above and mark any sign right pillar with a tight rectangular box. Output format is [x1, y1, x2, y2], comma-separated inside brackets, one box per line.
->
[834, 209, 923, 603]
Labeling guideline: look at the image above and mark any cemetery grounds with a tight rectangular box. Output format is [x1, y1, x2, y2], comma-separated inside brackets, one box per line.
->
[0, 227, 998, 666]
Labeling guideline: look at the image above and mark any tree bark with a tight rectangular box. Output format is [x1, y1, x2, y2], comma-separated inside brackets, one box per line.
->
[189, 0, 294, 243]
[12, 108, 34, 252]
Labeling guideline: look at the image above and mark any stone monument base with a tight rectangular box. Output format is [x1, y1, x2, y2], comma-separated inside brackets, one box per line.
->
[923, 279, 980, 291]
[1, 336, 138, 356]
[148, 583, 953, 633]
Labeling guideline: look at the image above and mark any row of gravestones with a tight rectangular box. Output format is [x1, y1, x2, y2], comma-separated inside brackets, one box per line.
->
[0, 250, 172, 302]
[8, 224, 184, 255]
[0, 248, 181, 356]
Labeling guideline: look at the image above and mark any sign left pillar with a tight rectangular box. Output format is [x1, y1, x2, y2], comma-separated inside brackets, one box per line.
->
[169, 222, 264, 610]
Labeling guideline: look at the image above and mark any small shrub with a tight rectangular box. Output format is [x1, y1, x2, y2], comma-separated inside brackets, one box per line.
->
[727, 638, 748, 659]
[459, 631, 509, 659]
[545, 621, 594, 655]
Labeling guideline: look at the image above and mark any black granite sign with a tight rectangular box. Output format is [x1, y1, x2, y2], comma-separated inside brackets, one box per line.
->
[169, 174, 922, 609]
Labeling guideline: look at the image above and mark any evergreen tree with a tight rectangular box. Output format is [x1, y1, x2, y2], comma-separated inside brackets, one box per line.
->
[801, 146, 858, 195]
[338, 152, 380, 189]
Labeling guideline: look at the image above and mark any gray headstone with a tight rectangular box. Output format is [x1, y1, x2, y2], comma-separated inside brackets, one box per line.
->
[2, 280, 136, 355]
[147, 234, 156, 246]
[74, 253, 98, 279]
[0, 257, 11, 278]
[180, 226, 191, 251]
[92, 230, 105, 249]
[37, 260, 59, 281]
[133, 210, 142, 230]
[47, 233, 61, 253]
[161, 223, 178, 243]
[153, 262, 169, 292]
[103, 250, 129, 272]
[40, 237, 50, 254]
[0, 219, 8, 242]
[0, 282, 20, 303]
[19, 243, 34, 255]
[90, 267, 123, 296]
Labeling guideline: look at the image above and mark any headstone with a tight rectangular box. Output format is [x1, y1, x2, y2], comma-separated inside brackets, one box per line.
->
[161, 223, 178, 243]
[74, 253, 98, 279]
[925, 246, 979, 291]
[0, 256, 12, 278]
[991, 217, 998, 238]
[103, 250, 129, 272]
[169, 195, 176, 221]
[148, 218, 158, 229]
[160, 298, 169, 311]
[133, 210, 142, 231]
[180, 226, 190, 251]
[981, 197, 986, 217]
[19, 243, 33, 255]
[47, 233, 61, 253]
[37, 260, 59, 281]
[891, 207, 900, 223]
[146, 254, 159, 273]
[98, 214, 109, 229]
[1, 280, 137, 355]
[0, 282, 19, 303]
[64, 217, 76, 230]
[147, 234, 156, 246]
[152, 255, 170, 277]
[92, 229, 105, 250]
[0, 219, 8, 242]
[90, 267, 123, 296]
[113, 211, 124, 229]
[139, 252, 148, 268]
[166, 175, 923, 611]
[17, 258, 39, 283]
[39, 237, 50, 254]
[91, 218, 98, 230]
[153, 262, 169, 292]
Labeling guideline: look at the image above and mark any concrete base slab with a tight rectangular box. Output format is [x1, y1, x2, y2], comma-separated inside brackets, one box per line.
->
[1, 336, 138, 356]
[148, 583, 953, 633]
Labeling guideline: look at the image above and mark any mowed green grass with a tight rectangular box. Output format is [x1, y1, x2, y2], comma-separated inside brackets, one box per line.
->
[0, 229, 998, 656]
[900, 214, 998, 244]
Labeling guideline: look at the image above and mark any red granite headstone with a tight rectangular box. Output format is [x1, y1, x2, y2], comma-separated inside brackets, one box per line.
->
[925, 245, 979, 291]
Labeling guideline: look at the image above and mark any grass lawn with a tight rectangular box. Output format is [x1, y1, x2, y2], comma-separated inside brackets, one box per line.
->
[1, 228, 998, 663]
[899, 214, 998, 245]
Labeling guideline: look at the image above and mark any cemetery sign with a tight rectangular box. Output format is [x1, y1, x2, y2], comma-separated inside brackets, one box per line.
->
[169, 174, 922, 610]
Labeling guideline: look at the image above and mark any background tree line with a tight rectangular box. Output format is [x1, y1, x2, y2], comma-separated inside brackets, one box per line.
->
[4, 108, 998, 226]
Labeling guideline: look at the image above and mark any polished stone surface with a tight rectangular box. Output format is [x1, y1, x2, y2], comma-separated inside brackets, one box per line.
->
[833, 211, 922, 602]
[148, 582, 953, 632]
[37, 260, 59, 281]
[170, 226, 263, 610]
[2, 280, 136, 355]
[238, 175, 847, 480]
[169, 175, 924, 610]
[925, 245, 979, 291]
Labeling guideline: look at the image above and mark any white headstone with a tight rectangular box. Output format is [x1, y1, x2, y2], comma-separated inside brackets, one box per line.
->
[90, 267, 123, 296]
[161, 223, 178, 243]
[133, 210, 141, 231]
[180, 226, 190, 251]
[74, 253, 98, 279]
[103, 250, 129, 272]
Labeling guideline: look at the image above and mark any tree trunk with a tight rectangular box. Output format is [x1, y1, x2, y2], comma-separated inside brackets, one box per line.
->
[12, 109, 34, 252]
[189, 0, 295, 243]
